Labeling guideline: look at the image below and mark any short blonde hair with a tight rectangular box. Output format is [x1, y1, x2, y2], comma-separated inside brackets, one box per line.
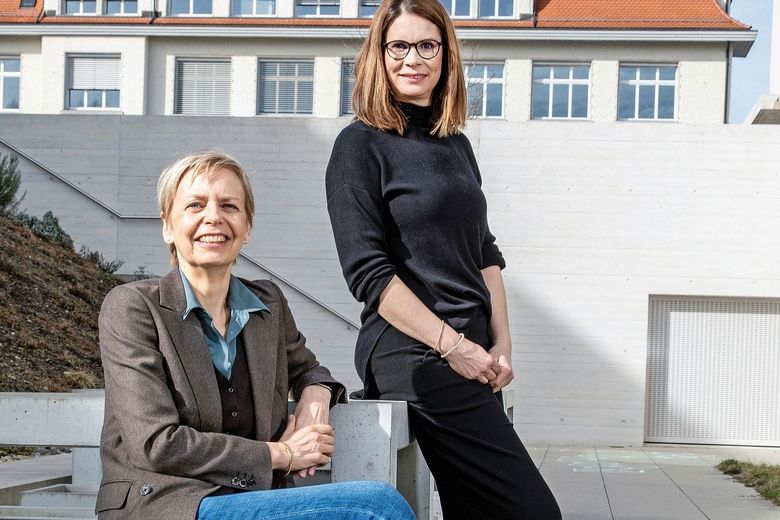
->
[157, 151, 254, 265]
[352, 0, 467, 137]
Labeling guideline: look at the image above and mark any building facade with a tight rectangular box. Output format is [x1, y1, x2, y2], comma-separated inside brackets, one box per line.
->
[0, 0, 755, 123]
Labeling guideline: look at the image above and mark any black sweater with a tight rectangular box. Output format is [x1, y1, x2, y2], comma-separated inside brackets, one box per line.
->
[325, 104, 505, 388]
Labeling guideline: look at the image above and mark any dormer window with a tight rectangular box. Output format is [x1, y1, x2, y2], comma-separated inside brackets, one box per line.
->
[64, 0, 96, 14]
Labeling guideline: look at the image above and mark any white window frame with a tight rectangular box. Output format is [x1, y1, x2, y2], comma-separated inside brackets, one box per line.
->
[531, 63, 591, 120]
[257, 59, 314, 116]
[65, 55, 121, 111]
[104, 0, 138, 15]
[0, 57, 21, 112]
[63, 0, 97, 15]
[341, 59, 355, 115]
[169, 0, 212, 16]
[464, 62, 504, 118]
[174, 58, 231, 116]
[232, 0, 276, 16]
[618, 64, 678, 122]
[440, 0, 470, 17]
[478, 0, 512, 18]
[294, 0, 339, 17]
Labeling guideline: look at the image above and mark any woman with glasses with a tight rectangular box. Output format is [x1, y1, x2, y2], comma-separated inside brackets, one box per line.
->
[325, 0, 561, 518]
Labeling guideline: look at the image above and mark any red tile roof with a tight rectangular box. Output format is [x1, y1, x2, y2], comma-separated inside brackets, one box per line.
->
[0, 0, 750, 30]
[535, 0, 749, 30]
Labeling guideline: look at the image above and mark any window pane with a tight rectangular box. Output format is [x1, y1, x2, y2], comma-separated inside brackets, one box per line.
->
[532, 65, 550, 81]
[193, 0, 211, 13]
[531, 82, 549, 118]
[2, 77, 19, 109]
[66, 0, 80, 11]
[486, 83, 502, 117]
[639, 67, 656, 80]
[279, 63, 295, 76]
[297, 62, 313, 76]
[454, 0, 468, 15]
[170, 0, 188, 14]
[106, 0, 122, 14]
[320, 3, 339, 14]
[298, 81, 313, 113]
[571, 84, 588, 118]
[553, 66, 569, 80]
[87, 90, 103, 108]
[497, 0, 511, 16]
[125, 0, 137, 11]
[572, 65, 588, 80]
[618, 83, 635, 119]
[278, 80, 294, 112]
[83, 0, 96, 11]
[552, 84, 568, 117]
[105, 90, 120, 108]
[479, 0, 493, 16]
[467, 84, 483, 117]
[3, 59, 20, 73]
[259, 81, 276, 112]
[466, 65, 484, 79]
[439, 0, 452, 14]
[638, 85, 655, 118]
[658, 85, 675, 119]
[295, 2, 314, 14]
[619, 66, 636, 82]
[358, 2, 376, 16]
[68, 90, 83, 108]
[486, 65, 503, 79]
[659, 66, 676, 81]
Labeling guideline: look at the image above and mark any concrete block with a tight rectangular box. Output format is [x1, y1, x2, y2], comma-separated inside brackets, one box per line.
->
[19, 486, 96, 510]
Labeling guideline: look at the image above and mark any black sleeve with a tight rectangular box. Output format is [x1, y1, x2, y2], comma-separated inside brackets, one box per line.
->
[459, 135, 506, 270]
[325, 127, 397, 309]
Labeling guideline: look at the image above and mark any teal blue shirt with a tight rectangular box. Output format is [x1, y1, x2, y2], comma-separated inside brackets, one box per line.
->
[180, 270, 269, 380]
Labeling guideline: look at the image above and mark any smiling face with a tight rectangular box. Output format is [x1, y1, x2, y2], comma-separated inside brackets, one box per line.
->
[161, 167, 250, 277]
[383, 13, 443, 107]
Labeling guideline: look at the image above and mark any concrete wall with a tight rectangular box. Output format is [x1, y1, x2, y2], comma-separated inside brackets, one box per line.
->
[3, 115, 779, 444]
[1, 35, 731, 123]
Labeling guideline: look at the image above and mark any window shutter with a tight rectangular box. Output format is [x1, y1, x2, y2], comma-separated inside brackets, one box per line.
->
[175, 59, 231, 116]
[67, 56, 120, 90]
[258, 60, 313, 114]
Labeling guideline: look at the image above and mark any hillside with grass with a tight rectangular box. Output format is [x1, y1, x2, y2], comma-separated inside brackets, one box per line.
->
[0, 215, 122, 392]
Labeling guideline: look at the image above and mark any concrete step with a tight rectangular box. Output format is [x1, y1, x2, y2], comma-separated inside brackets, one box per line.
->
[0, 505, 95, 519]
[19, 486, 96, 510]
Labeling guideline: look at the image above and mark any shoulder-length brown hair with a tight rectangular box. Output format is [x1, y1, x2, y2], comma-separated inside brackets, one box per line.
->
[352, 0, 467, 137]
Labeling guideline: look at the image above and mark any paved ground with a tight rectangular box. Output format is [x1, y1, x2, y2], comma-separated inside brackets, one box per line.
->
[530, 445, 780, 520]
[2, 447, 780, 519]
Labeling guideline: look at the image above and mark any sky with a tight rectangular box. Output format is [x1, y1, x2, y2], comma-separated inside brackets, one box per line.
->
[728, 0, 774, 123]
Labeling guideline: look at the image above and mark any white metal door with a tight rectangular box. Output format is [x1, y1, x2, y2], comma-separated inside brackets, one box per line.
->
[646, 297, 780, 446]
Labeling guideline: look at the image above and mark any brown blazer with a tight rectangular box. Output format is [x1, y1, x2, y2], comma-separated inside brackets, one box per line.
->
[96, 270, 346, 519]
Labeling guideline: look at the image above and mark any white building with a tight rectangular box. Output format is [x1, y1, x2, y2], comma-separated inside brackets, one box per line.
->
[0, 0, 755, 123]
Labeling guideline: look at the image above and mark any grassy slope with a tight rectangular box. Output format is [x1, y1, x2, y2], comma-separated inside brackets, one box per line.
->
[0, 216, 122, 391]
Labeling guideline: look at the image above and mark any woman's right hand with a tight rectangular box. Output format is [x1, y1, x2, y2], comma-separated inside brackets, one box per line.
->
[442, 337, 502, 385]
[273, 415, 334, 472]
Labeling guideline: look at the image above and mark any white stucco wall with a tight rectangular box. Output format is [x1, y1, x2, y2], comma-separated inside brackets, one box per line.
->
[39, 36, 147, 115]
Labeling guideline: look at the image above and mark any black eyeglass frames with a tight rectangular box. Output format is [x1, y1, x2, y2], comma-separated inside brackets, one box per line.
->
[383, 40, 443, 60]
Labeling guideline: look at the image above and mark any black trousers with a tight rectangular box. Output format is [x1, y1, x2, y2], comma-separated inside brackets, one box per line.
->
[367, 315, 562, 520]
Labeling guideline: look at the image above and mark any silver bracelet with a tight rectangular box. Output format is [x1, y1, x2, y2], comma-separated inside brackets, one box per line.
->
[441, 333, 465, 359]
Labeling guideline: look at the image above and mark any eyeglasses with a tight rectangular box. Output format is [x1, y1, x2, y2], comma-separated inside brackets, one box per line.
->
[383, 40, 443, 60]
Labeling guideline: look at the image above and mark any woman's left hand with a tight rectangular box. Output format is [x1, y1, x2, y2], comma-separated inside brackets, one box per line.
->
[292, 384, 332, 478]
[488, 342, 514, 393]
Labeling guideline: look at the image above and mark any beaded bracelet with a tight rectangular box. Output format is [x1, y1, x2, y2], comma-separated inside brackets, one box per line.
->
[441, 333, 466, 359]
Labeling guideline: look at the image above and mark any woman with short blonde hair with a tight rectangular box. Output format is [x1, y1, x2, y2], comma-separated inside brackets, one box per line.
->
[326, 0, 561, 518]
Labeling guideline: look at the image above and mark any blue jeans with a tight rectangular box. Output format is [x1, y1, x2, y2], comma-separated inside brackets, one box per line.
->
[196, 481, 415, 520]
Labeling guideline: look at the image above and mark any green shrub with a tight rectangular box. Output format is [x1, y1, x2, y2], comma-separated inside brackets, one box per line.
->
[0, 153, 23, 215]
[13, 210, 74, 248]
